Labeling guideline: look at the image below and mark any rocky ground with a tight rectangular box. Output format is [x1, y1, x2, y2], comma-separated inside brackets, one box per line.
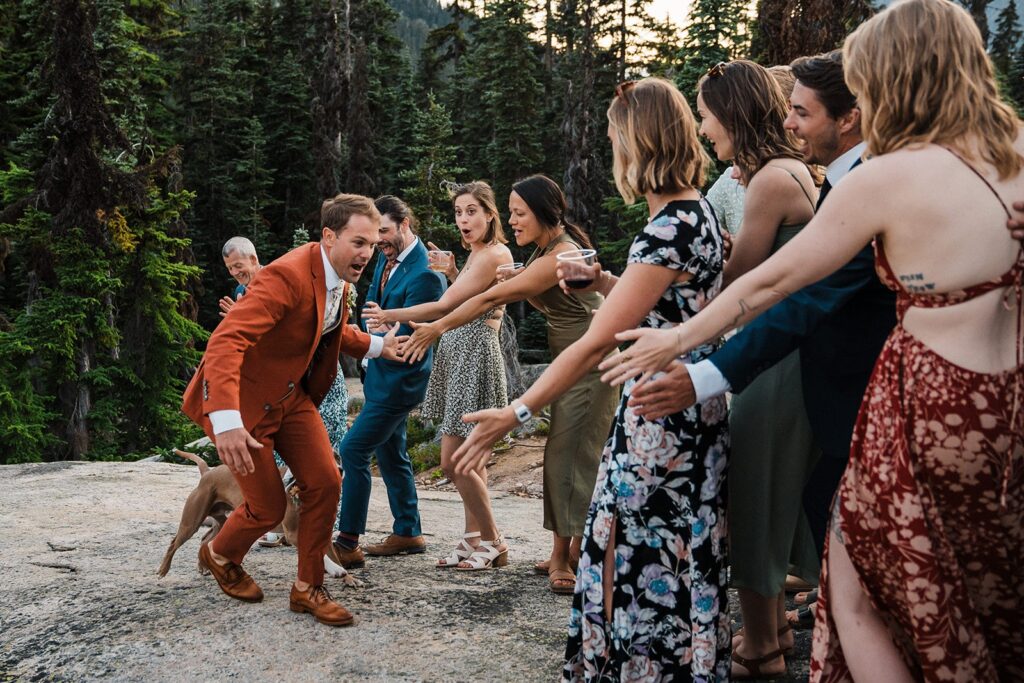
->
[0, 454, 812, 682]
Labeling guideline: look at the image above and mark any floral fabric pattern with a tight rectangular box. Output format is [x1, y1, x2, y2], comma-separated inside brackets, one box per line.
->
[563, 199, 730, 682]
[810, 243, 1024, 682]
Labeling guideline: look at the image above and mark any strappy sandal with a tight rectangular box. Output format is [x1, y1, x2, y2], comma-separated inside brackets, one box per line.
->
[436, 531, 480, 568]
[731, 648, 786, 680]
[533, 555, 580, 575]
[548, 569, 576, 594]
[732, 624, 795, 656]
[456, 536, 509, 571]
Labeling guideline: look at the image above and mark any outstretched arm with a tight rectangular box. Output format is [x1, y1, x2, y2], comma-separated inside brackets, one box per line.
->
[599, 167, 884, 385]
[399, 250, 564, 363]
[449, 262, 679, 473]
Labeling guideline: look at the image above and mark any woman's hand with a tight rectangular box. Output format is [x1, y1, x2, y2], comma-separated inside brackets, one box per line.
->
[451, 407, 517, 474]
[557, 261, 610, 296]
[218, 296, 236, 317]
[495, 264, 524, 282]
[427, 241, 459, 281]
[597, 326, 683, 386]
[362, 302, 394, 329]
[400, 321, 442, 364]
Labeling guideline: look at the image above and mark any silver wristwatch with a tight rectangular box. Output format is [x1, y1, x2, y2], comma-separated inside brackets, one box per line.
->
[511, 400, 533, 424]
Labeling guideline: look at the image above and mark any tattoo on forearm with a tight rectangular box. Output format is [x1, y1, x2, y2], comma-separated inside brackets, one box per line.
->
[898, 273, 936, 293]
[708, 290, 788, 340]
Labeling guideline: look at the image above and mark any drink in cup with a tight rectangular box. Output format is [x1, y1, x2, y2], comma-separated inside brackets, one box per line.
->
[497, 262, 524, 278]
[556, 249, 597, 289]
[428, 249, 453, 273]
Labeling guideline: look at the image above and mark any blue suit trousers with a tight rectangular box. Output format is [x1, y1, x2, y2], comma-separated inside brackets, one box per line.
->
[337, 399, 421, 537]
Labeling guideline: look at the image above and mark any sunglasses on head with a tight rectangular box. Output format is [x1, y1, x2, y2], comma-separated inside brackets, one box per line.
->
[706, 62, 728, 78]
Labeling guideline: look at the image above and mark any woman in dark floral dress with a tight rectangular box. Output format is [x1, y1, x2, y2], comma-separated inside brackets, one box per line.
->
[450, 78, 729, 680]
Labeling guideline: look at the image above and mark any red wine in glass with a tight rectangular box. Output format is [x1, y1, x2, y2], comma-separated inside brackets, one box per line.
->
[565, 278, 594, 289]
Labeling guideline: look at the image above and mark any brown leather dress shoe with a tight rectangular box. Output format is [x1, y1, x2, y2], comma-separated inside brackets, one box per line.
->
[363, 534, 427, 556]
[328, 541, 366, 568]
[289, 584, 355, 627]
[198, 543, 263, 603]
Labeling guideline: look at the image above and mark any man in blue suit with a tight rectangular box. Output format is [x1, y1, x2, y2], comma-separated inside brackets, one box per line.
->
[331, 195, 445, 567]
[629, 50, 890, 558]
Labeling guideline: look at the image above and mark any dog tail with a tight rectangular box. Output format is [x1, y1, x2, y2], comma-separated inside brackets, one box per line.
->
[173, 448, 209, 476]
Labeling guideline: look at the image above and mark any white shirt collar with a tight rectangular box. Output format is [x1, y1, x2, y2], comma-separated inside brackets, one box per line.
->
[319, 244, 342, 292]
[395, 235, 419, 264]
[825, 141, 867, 188]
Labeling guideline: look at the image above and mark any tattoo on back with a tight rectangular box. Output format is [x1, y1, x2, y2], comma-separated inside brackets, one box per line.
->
[899, 272, 936, 293]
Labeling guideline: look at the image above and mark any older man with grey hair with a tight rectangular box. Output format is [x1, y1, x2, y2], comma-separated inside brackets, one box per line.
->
[220, 236, 262, 317]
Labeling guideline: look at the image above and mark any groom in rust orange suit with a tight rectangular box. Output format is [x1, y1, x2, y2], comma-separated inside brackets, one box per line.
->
[182, 194, 404, 626]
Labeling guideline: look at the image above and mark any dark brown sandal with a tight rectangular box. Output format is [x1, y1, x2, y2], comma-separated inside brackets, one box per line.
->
[731, 648, 786, 680]
[733, 624, 794, 655]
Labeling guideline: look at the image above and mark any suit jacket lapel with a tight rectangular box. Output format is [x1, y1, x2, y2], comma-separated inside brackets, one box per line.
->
[382, 239, 426, 303]
[309, 242, 326, 354]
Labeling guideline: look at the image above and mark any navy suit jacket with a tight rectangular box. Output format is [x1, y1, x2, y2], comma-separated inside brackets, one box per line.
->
[362, 239, 445, 408]
[710, 159, 897, 460]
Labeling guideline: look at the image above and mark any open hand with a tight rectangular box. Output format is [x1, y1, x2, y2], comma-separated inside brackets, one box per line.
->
[379, 324, 410, 361]
[362, 301, 392, 329]
[401, 321, 441, 364]
[627, 361, 696, 419]
[451, 407, 516, 474]
[215, 427, 263, 476]
[218, 296, 236, 317]
[598, 326, 682, 386]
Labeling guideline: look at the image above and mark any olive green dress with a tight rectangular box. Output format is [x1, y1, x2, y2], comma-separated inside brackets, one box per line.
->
[525, 232, 620, 537]
[727, 222, 821, 596]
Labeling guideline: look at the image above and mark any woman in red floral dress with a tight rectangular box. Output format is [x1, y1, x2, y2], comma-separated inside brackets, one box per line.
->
[598, 1, 1023, 680]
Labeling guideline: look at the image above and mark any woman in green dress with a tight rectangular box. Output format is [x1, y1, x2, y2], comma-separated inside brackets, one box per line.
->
[399, 174, 619, 593]
[696, 59, 820, 678]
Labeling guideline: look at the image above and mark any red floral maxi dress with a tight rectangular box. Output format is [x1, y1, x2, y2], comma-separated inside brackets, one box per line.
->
[810, 188, 1024, 679]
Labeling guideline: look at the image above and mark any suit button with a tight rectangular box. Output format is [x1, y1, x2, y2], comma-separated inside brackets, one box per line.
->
[264, 403, 271, 411]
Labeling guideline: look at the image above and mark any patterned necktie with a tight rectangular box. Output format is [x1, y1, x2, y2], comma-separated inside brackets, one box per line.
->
[322, 285, 343, 334]
[380, 258, 397, 296]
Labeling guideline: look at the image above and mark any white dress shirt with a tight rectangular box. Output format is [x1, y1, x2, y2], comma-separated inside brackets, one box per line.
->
[208, 244, 384, 435]
[687, 142, 867, 403]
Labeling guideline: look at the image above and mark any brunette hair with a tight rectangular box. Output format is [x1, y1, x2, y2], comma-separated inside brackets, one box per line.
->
[844, 0, 1022, 179]
[511, 174, 593, 250]
[607, 77, 708, 204]
[320, 193, 380, 234]
[789, 51, 856, 119]
[698, 60, 804, 184]
[374, 195, 418, 234]
[451, 181, 507, 248]
[767, 65, 796, 98]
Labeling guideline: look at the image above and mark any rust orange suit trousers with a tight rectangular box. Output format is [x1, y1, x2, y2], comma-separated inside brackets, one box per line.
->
[210, 385, 340, 585]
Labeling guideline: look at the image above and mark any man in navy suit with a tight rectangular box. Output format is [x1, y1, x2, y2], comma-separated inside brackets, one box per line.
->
[629, 50, 890, 559]
[331, 195, 445, 567]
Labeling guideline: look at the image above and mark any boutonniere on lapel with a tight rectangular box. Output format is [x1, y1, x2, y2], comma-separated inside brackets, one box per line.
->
[345, 284, 358, 317]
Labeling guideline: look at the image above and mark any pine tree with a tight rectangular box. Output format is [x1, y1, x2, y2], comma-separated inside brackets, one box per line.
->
[400, 93, 464, 245]
[750, 0, 874, 67]
[991, 0, 1022, 76]
[961, 0, 994, 46]
[677, 0, 751, 100]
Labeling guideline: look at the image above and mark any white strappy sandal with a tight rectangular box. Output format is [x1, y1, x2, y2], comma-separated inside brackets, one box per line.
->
[456, 535, 509, 571]
[436, 531, 481, 568]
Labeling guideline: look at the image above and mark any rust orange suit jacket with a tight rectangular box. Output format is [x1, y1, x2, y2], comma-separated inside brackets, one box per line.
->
[182, 242, 371, 439]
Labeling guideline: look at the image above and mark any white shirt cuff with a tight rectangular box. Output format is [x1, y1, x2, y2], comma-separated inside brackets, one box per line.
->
[366, 334, 384, 359]
[687, 360, 731, 403]
[209, 410, 244, 435]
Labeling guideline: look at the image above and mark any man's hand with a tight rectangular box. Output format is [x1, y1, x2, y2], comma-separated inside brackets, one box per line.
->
[626, 360, 697, 419]
[1009, 202, 1024, 241]
[219, 296, 236, 318]
[379, 324, 410, 361]
[215, 427, 263, 475]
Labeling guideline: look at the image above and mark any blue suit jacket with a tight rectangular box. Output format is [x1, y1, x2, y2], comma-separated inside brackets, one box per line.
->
[362, 239, 446, 408]
[710, 160, 897, 460]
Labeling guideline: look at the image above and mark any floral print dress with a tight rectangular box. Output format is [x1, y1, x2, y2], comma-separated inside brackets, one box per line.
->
[563, 199, 730, 682]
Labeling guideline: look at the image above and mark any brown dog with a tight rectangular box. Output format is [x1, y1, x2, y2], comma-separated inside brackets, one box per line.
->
[158, 449, 357, 586]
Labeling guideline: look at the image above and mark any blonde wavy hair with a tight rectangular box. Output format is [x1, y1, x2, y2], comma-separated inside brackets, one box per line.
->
[844, 0, 1022, 179]
[607, 77, 708, 204]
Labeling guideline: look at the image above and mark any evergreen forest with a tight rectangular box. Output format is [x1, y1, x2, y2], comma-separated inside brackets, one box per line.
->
[2, 0, 1023, 463]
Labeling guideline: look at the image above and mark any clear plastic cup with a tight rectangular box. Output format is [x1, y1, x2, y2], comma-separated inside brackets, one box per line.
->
[555, 249, 597, 289]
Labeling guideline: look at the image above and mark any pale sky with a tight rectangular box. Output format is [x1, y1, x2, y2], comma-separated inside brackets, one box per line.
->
[648, 0, 690, 26]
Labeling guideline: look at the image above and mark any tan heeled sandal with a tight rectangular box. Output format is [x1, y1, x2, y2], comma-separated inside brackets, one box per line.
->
[456, 535, 509, 571]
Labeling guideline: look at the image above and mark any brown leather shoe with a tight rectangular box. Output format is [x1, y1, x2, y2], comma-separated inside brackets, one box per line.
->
[363, 533, 427, 556]
[289, 584, 355, 626]
[198, 543, 263, 603]
[328, 541, 366, 569]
